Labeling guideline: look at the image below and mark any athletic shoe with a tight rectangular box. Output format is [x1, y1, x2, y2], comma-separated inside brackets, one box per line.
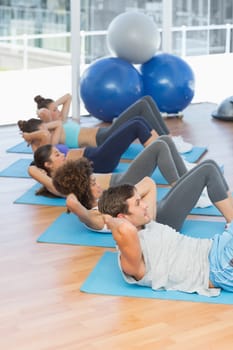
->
[182, 159, 197, 170]
[172, 136, 193, 153]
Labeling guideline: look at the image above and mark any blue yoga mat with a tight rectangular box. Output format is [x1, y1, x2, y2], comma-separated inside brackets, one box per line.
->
[37, 212, 115, 247]
[6, 141, 32, 154]
[122, 143, 207, 162]
[80, 250, 232, 305]
[0, 158, 169, 184]
[37, 216, 224, 248]
[14, 183, 66, 206]
[0, 158, 32, 178]
[15, 184, 226, 218]
[6, 141, 207, 163]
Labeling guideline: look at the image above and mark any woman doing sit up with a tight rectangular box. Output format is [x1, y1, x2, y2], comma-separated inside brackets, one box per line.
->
[34, 94, 192, 153]
[34, 93, 72, 123]
[20, 117, 160, 173]
[52, 158, 228, 233]
[29, 135, 189, 199]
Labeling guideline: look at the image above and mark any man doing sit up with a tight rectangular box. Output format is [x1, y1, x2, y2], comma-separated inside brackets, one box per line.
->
[98, 176, 233, 297]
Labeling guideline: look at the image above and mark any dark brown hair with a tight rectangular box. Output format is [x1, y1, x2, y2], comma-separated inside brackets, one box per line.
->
[98, 184, 135, 217]
[33, 144, 53, 175]
[17, 118, 42, 133]
[34, 95, 54, 109]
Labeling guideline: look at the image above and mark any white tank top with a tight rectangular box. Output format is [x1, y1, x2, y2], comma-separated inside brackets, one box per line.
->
[118, 221, 220, 297]
[83, 205, 110, 233]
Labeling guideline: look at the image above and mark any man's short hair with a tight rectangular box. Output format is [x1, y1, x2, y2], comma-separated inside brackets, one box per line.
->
[98, 184, 135, 217]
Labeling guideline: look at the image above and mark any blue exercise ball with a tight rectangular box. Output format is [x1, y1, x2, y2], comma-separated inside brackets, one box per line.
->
[140, 52, 195, 113]
[80, 57, 144, 122]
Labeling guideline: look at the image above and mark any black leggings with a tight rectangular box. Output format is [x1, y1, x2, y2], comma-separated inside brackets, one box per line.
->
[84, 118, 153, 173]
[96, 95, 169, 145]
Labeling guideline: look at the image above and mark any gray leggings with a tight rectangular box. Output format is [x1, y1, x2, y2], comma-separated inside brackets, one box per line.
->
[157, 160, 229, 231]
[110, 135, 187, 186]
[96, 95, 169, 145]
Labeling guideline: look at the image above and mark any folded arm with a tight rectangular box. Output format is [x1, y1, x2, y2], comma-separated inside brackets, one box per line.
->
[43, 120, 63, 145]
[66, 193, 106, 231]
[104, 215, 145, 280]
[28, 165, 63, 197]
[55, 93, 72, 122]
[135, 176, 157, 220]
[22, 129, 51, 152]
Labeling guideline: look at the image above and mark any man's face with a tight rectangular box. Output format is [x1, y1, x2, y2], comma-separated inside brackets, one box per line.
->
[122, 190, 151, 229]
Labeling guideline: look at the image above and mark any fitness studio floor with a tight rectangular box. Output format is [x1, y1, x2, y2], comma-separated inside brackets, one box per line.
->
[1, 101, 233, 350]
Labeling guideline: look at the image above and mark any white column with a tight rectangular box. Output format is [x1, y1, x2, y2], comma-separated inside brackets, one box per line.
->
[70, 0, 80, 121]
[162, 0, 173, 53]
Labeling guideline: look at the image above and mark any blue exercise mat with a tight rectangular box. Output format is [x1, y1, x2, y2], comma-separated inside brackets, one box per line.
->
[122, 143, 207, 162]
[15, 184, 226, 218]
[6, 141, 32, 154]
[0, 158, 32, 178]
[37, 216, 224, 249]
[6, 141, 207, 163]
[13, 184, 179, 207]
[14, 183, 66, 206]
[37, 212, 115, 247]
[0, 158, 169, 184]
[80, 249, 232, 305]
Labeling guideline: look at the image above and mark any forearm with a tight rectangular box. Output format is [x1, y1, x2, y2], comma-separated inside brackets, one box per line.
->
[55, 93, 72, 121]
[79, 211, 105, 230]
[66, 194, 105, 230]
[45, 120, 63, 130]
[104, 216, 143, 277]
[135, 177, 156, 220]
[23, 130, 50, 144]
[55, 93, 72, 107]
[44, 120, 63, 144]
[28, 166, 63, 197]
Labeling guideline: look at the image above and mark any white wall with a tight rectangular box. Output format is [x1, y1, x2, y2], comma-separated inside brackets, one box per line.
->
[186, 53, 233, 105]
[1, 65, 72, 125]
[1, 53, 233, 125]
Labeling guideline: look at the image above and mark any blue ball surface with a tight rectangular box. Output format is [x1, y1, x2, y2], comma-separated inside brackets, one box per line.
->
[80, 57, 144, 122]
[140, 52, 195, 113]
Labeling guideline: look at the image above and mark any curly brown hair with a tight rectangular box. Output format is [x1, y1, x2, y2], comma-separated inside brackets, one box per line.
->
[52, 158, 95, 209]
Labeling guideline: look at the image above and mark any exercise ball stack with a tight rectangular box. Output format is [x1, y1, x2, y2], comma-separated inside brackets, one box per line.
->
[140, 52, 195, 114]
[80, 11, 194, 120]
[80, 11, 160, 122]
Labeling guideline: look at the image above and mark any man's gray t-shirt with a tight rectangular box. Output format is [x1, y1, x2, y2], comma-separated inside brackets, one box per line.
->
[118, 221, 220, 297]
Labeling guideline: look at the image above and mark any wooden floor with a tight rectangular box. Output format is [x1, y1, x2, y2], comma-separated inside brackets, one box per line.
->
[1, 102, 233, 350]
